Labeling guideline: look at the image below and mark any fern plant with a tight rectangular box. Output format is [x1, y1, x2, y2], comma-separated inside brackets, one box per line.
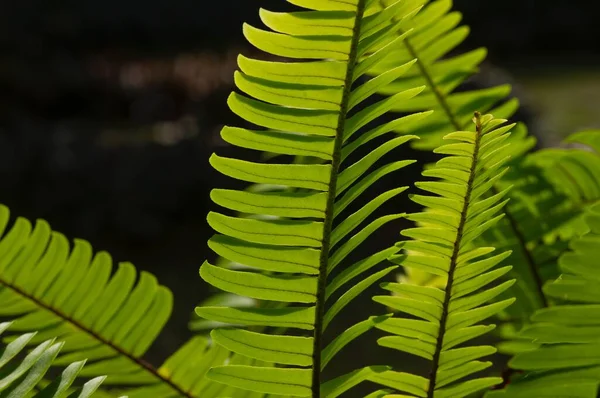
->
[490, 132, 600, 351]
[371, 113, 517, 397]
[2, 0, 600, 397]
[373, 0, 600, 350]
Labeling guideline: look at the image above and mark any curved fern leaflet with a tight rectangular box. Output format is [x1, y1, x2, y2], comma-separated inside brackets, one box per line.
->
[0, 321, 105, 397]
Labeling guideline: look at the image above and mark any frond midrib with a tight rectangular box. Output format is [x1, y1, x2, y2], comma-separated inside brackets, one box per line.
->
[0, 276, 192, 398]
[401, 32, 548, 309]
[311, 0, 367, 396]
[427, 112, 483, 397]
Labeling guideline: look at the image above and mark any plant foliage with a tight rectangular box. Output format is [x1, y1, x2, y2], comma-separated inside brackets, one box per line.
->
[0, 322, 105, 397]
[378, 0, 600, 351]
[489, 203, 600, 397]
[0, 205, 245, 397]
[488, 133, 600, 355]
[193, 0, 440, 396]
[1, 0, 600, 397]
[372, 113, 516, 397]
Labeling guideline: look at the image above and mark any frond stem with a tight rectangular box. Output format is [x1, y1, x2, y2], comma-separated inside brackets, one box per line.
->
[427, 112, 483, 397]
[403, 38, 462, 132]
[403, 36, 548, 308]
[0, 278, 193, 398]
[491, 188, 548, 307]
[311, 1, 366, 396]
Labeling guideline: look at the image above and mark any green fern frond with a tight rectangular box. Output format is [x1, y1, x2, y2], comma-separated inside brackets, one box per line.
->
[0, 205, 233, 397]
[194, 0, 433, 396]
[484, 132, 600, 352]
[379, 0, 600, 342]
[373, 113, 516, 397]
[488, 203, 600, 398]
[0, 321, 105, 397]
[368, 0, 519, 150]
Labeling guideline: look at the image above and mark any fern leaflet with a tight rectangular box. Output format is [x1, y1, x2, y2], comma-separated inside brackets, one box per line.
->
[371, 0, 600, 337]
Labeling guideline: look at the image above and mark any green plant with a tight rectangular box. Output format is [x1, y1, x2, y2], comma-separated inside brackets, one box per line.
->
[2, 0, 600, 397]
[371, 113, 518, 397]
[488, 203, 600, 397]
[0, 205, 248, 397]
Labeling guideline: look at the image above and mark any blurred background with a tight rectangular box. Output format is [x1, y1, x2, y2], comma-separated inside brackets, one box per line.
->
[0, 0, 599, 393]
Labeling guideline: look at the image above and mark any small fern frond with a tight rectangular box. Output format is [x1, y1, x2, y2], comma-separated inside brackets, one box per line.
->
[488, 203, 600, 398]
[373, 113, 516, 397]
[0, 322, 105, 397]
[194, 0, 433, 396]
[0, 205, 230, 397]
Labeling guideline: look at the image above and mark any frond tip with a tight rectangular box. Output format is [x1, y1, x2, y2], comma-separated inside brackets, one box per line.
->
[373, 113, 517, 398]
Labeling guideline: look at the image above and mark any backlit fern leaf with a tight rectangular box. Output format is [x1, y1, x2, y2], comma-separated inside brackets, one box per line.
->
[194, 0, 433, 396]
[372, 113, 516, 397]
[368, 0, 519, 150]
[0, 205, 238, 397]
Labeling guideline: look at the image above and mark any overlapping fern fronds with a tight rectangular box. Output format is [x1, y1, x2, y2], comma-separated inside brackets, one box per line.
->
[488, 203, 600, 398]
[194, 0, 435, 396]
[485, 132, 600, 353]
[364, 0, 540, 315]
[369, 0, 519, 150]
[0, 204, 241, 397]
[374, 0, 600, 338]
[0, 322, 105, 397]
[372, 113, 516, 397]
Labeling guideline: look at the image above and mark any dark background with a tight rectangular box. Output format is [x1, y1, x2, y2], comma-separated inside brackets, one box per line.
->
[0, 0, 599, 393]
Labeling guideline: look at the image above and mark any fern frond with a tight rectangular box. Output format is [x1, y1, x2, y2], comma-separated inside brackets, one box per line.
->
[373, 113, 516, 397]
[0, 322, 105, 397]
[0, 205, 233, 397]
[369, 0, 518, 149]
[489, 203, 600, 398]
[194, 0, 432, 396]
[484, 132, 600, 352]
[531, 132, 600, 208]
